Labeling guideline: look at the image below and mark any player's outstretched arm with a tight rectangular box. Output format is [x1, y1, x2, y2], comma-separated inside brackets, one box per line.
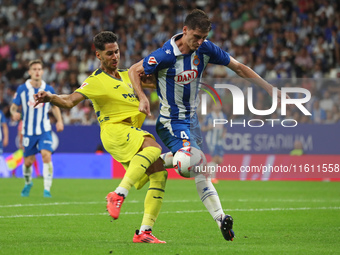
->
[34, 91, 85, 109]
[227, 56, 284, 100]
[128, 60, 151, 116]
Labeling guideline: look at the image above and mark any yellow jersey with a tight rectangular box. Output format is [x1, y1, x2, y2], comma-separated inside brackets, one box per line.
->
[75, 68, 145, 128]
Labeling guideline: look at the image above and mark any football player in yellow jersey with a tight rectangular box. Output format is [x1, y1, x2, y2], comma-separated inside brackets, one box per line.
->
[34, 31, 167, 243]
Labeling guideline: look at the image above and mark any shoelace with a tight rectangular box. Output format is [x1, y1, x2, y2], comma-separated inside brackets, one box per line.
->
[116, 199, 122, 208]
[108, 194, 123, 208]
[143, 231, 157, 239]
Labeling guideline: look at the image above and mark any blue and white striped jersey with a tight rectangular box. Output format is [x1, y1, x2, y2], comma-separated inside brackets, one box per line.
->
[203, 111, 227, 149]
[13, 80, 55, 136]
[0, 110, 6, 145]
[143, 33, 230, 121]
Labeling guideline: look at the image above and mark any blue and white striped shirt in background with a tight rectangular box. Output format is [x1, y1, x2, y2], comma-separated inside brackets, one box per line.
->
[0, 110, 6, 154]
[12, 80, 55, 136]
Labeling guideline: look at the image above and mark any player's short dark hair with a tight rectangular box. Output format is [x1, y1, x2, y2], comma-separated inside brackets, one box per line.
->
[93, 31, 118, 51]
[184, 9, 211, 32]
[28, 59, 43, 68]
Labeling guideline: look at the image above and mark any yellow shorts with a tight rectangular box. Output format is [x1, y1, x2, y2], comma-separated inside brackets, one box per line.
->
[101, 122, 153, 189]
[100, 122, 155, 163]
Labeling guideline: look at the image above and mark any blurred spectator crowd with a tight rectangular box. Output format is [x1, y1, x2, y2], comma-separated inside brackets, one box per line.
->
[0, 0, 339, 126]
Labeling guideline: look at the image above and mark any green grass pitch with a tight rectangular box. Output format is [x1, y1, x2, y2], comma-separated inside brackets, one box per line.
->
[0, 178, 339, 255]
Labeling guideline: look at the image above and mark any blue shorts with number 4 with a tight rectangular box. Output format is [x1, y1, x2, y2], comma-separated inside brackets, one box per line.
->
[23, 131, 53, 157]
[156, 114, 203, 154]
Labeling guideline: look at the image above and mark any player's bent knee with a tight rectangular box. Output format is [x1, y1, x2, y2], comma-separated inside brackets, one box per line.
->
[40, 149, 52, 163]
[24, 155, 36, 167]
[146, 158, 166, 176]
[149, 170, 168, 188]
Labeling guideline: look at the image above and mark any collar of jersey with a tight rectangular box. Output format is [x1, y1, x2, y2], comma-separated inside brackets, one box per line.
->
[25, 79, 46, 90]
[100, 69, 122, 81]
[170, 33, 184, 56]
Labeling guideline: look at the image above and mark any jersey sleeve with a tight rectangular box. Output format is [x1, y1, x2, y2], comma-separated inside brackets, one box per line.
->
[75, 76, 98, 99]
[12, 85, 24, 106]
[143, 49, 174, 75]
[202, 41, 230, 66]
[46, 85, 56, 94]
[0, 111, 6, 124]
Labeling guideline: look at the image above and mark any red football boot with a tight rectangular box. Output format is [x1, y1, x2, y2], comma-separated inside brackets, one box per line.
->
[133, 230, 166, 243]
[106, 192, 124, 219]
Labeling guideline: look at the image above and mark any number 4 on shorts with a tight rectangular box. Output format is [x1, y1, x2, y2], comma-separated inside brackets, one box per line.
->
[180, 131, 189, 139]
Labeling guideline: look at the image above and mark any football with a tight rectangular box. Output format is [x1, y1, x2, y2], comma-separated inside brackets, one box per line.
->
[173, 147, 206, 178]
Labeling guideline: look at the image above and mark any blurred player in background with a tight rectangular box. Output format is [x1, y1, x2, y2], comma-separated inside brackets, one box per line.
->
[290, 140, 304, 156]
[10, 59, 64, 197]
[11, 120, 41, 178]
[129, 9, 283, 241]
[34, 31, 167, 243]
[0, 109, 9, 177]
[201, 103, 228, 184]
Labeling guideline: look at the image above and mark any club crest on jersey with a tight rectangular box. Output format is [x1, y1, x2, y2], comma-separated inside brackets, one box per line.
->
[79, 82, 88, 89]
[193, 55, 200, 66]
[175, 70, 198, 85]
[147, 56, 158, 65]
[182, 139, 191, 147]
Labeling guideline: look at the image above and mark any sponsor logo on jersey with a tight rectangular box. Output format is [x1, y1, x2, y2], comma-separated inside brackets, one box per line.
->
[175, 70, 198, 85]
[114, 85, 120, 89]
[147, 56, 158, 65]
[122, 93, 137, 99]
[28, 100, 43, 108]
[80, 82, 88, 89]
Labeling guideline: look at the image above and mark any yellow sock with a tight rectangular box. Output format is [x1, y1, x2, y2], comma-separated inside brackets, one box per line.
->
[118, 146, 161, 191]
[141, 170, 168, 228]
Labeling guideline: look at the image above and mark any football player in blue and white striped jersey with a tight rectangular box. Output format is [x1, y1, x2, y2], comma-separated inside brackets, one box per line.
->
[129, 9, 283, 242]
[10, 59, 64, 198]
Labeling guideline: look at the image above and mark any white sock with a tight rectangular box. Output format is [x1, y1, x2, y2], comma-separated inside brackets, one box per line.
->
[160, 152, 173, 169]
[195, 174, 224, 227]
[140, 225, 152, 232]
[207, 161, 217, 179]
[114, 186, 128, 198]
[43, 162, 53, 191]
[23, 165, 32, 184]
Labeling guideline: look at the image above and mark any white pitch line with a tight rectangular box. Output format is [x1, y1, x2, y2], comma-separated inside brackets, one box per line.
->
[0, 207, 340, 219]
[0, 201, 103, 208]
[1, 198, 339, 208]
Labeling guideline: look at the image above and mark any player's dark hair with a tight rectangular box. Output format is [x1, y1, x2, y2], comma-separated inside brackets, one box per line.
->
[93, 31, 118, 51]
[28, 59, 43, 68]
[184, 9, 211, 32]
